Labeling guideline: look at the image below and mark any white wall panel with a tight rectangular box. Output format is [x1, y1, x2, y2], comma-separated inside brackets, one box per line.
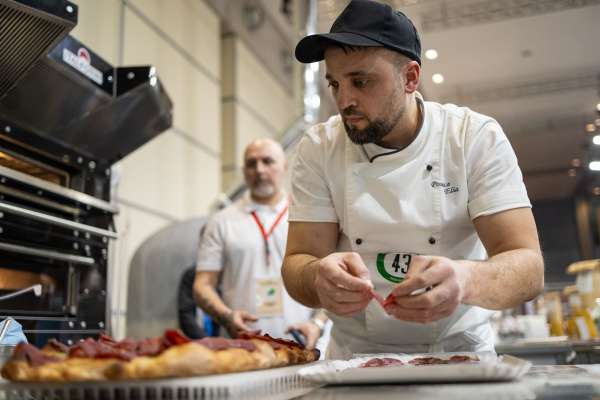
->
[70, 0, 121, 64]
[123, 7, 221, 155]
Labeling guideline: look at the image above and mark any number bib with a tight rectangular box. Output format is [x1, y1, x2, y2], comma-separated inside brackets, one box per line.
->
[376, 252, 416, 284]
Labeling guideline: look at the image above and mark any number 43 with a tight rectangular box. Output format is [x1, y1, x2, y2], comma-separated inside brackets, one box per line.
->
[392, 254, 411, 274]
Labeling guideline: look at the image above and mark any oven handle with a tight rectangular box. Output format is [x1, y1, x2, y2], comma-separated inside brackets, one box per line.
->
[0, 284, 42, 302]
[0, 242, 95, 266]
[0, 202, 117, 239]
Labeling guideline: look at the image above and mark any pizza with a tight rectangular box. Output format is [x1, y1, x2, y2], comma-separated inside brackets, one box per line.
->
[1, 330, 319, 382]
[359, 355, 479, 368]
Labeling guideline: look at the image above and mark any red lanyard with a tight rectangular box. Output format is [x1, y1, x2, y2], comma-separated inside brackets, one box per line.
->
[250, 203, 288, 267]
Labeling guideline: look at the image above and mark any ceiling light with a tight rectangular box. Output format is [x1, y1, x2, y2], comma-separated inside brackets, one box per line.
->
[587, 123, 596, 133]
[571, 158, 581, 167]
[432, 73, 444, 84]
[594, 187, 600, 196]
[594, 135, 600, 145]
[568, 168, 577, 177]
[589, 161, 600, 171]
[597, 103, 600, 112]
[425, 49, 438, 60]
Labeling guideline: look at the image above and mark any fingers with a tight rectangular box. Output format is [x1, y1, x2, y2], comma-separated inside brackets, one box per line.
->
[371, 289, 385, 306]
[388, 255, 432, 297]
[393, 279, 460, 310]
[240, 311, 259, 322]
[381, 256, 466, 323]
[322, 261, 373, 292]
[341, 252, 372, 283]
[319, 275, 372, 303]
[385, 299, 458, 323]
[315, 253, 374, 317]
[305, 329, 319, 349]
[390, 256, 454, 297]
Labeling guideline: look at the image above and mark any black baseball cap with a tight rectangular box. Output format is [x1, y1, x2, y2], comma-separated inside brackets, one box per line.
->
[295, 0, 421, 65]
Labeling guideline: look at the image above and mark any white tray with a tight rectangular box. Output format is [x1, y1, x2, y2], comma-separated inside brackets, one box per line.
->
[298, 352, 531, 385]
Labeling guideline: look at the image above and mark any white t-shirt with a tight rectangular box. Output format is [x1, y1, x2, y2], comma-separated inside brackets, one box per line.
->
[197, 193, 312, 338]
[288, 98, 531, 356]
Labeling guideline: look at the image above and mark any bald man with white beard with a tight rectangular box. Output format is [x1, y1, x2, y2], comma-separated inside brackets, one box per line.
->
[193, 139, 327, 348]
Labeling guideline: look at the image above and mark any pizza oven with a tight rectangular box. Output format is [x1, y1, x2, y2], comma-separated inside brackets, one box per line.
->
[0, 0, 172, 347]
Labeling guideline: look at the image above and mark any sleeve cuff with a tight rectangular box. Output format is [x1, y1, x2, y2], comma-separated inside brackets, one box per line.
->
[468, 190, 532, 220]
[195, 263, 222, 272]
[289, 205, 338, 223]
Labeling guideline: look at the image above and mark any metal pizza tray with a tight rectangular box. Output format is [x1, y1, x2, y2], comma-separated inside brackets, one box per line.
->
[0, 363, 322, 400]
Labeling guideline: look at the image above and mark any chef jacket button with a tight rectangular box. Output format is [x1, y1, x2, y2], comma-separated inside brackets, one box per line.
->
[428, 237, 436, 245]
[355, 238, 363, 245]
[426, 164, 433, 171]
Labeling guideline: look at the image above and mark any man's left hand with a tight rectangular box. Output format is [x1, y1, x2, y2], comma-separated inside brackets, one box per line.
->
[286, 320, 321, 349]
[384, 255, 472, 323]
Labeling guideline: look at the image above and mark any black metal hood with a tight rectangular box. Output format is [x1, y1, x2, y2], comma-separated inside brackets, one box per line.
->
[0, 0, 77, 99]
[0, 33, 173, 166]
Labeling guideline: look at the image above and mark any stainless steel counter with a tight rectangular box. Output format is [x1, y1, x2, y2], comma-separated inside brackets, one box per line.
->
[292, 365, 600, 400]
[497, 338, 600, 365]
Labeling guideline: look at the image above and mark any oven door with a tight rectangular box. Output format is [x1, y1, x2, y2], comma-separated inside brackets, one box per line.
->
[0, 201, 114, 346]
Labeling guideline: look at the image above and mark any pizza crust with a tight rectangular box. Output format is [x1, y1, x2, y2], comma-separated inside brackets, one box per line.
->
[1, 331, 320, 382]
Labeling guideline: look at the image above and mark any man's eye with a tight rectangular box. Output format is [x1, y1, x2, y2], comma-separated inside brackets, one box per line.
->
[327, 81, 338, 90]
[354, 79, 368, 88]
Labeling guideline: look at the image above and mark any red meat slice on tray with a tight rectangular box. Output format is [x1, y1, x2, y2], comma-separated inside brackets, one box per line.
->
[408, 355, 479, 365]
[360, 357, 404, 368]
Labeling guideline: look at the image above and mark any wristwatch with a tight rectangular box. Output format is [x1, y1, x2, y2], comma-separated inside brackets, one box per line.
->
[310, 317, 325, 336]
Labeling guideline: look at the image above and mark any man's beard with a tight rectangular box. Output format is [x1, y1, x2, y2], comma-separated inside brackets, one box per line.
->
[342, 101, 404, 145]
[250, 181, 276, 199]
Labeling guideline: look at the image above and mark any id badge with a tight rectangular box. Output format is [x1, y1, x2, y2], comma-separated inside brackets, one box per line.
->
[256, 278, 283, 317]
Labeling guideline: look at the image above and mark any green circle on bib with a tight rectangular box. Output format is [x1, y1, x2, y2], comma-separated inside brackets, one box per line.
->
[376, 253, 410, 283]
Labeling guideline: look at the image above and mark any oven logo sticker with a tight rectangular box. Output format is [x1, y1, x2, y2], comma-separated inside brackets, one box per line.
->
[62, 47, 103, 85]
[77, 48, 91, 64]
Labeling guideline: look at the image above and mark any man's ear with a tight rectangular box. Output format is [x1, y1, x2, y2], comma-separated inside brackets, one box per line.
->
[404, 61, 420, 93]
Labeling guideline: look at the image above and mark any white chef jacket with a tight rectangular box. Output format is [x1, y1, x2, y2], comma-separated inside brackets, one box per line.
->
[197, 193, 312, 338]
[289, 96, 531, 359]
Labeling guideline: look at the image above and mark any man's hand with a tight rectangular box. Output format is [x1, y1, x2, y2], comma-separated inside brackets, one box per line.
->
[286, 320, 321, 349]
[314, 252, 374, 316]
[222, 310, 258, 337]
[384, 255, 472, 323]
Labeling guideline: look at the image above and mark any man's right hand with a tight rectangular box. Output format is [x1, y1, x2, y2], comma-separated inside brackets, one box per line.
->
[222, 310, 258, 337]
[314, 252, 374, 316]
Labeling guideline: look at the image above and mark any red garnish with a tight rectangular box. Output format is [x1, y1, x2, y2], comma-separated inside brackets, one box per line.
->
[383, 294, 396, 307]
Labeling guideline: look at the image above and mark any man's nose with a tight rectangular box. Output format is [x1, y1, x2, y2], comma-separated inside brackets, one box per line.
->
[336, 85, 357, 111]
[255, 161, 267, 174]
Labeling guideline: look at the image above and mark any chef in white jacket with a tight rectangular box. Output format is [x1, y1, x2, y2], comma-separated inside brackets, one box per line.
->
[282, 0, 544, 359]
